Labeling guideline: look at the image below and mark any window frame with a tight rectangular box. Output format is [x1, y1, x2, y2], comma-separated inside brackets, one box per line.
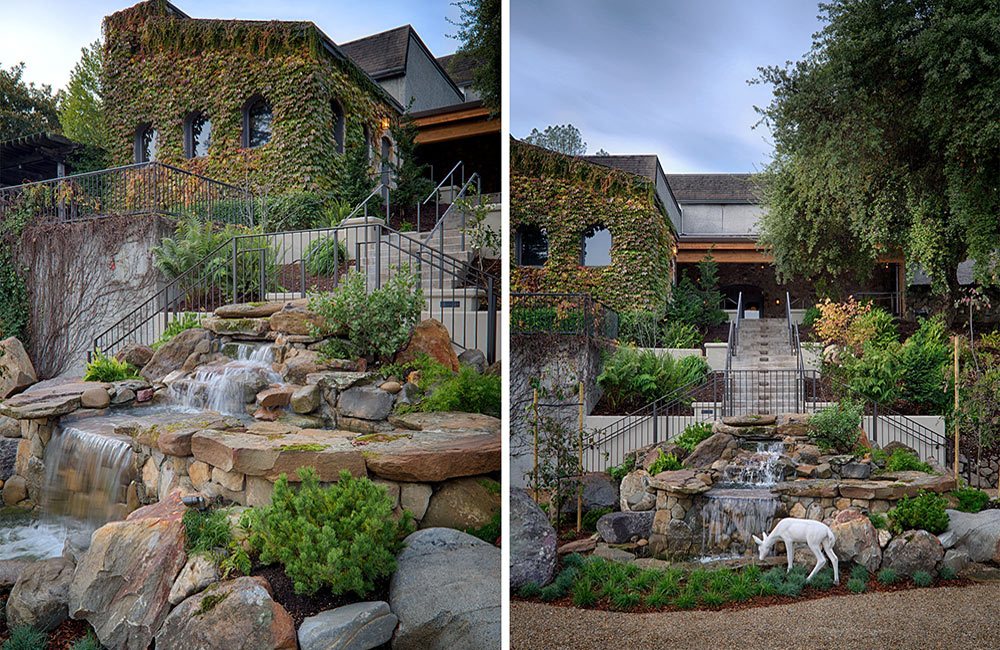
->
[242, 95, 273, 149]
[580, 223, 613, 267]
[514, 224, 550, 267]
[183, 111, 212, 159]
[133, 123, 158, 163]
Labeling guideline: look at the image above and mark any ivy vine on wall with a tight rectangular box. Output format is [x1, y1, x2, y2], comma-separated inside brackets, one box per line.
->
[102, 0, 398, 196]
[510, 140, 676, 312]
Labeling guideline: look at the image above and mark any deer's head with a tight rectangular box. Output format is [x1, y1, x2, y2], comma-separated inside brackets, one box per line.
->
[751, 531, 772, 561]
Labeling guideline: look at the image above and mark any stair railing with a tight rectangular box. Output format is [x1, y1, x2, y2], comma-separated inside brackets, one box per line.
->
[416, 160, 464, 232]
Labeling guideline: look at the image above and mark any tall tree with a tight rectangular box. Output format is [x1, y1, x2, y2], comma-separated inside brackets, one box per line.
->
[450, 0, 500, 115]
[0, 62, 59, 141]
[57, 40, 108, 170]
[523, 124, 587, 156]
[754, 0, 1000, 310]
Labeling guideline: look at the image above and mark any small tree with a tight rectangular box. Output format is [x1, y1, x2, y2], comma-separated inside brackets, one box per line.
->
[449, 0, 500, 115]
[57, 40, 108, 171]
[523, 124, 587, 156]
[388, 114, 434, 210]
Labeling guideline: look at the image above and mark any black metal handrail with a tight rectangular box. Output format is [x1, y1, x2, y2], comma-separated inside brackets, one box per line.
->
[416, 160, 464, 232]
[424, 173, 482, 255]
[725, 291, 743, 373]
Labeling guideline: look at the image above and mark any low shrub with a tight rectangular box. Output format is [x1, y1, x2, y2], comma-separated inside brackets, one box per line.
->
[607, 456, 636, 483]
[305, 236, 349, 277]
[153, 312, 202, 349]
[809, 568, 835, 590]
[808, 400, 863, 453]
[952, 486, 991, 513]
[571, 578, 599, 607]
[419, 365, 501, 418]
[911, 570, 933, 587]
[597, 346, 710, 413]
[182, 508, 232, 553]
[847, 307, 898, 351]
[938, 565, 957, 580]
[888, 490, 950, 534]
[83, 350, 139, 382]
[846, 576, 867, 593]
[661, 321, 702, 349]
[309, 266, 423, 363]
[244, 468, 412, 596]
[884, 449, 933, 473]
[464, 511, 500, 544]
[609, 590, 641, 611]
[674, 421, 714, 452]
[518, 582, 541, 598]
[898, 315, 950, 412]
[868, 512, 888, 530]
[877, 568, 899, 585]
[69, 633, 102, 650]
[801, 305, 821, 329]
[647, 449, 682, 474]
[2, 627, 48, 650]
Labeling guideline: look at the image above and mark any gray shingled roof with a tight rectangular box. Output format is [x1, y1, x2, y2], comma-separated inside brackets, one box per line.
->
[665, 173, 759, 203]
[582, 155, 660, 182]
[437, 53, 476, 86]
[340, 26, 411, 79]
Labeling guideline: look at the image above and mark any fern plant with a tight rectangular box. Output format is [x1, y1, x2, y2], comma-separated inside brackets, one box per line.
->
[597, 346, 709, 412]
[84, 349, 139, 382]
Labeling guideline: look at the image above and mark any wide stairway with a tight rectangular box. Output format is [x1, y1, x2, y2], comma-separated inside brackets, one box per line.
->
[727, 318, 801, 414]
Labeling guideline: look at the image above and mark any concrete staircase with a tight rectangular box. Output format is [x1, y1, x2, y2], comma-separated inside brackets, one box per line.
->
[727, 318, 802, 414]
[730, 319, 798, 370]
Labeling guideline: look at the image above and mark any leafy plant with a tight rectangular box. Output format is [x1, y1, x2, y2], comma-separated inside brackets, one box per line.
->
[838, 343, 903, 405]
[846, 307, 898, 351]
[813, 297, 871, 348]
[888, 490, 950, 535]
[2, 627, 48, 650]
[310, 266, 423, 363]
[661, 321, 702, 349]
[597, 346, 709, 412]
[606, 456, 636, 483]
[647, 449, 682, 474]
[877, 568, 899, 585]
[464, 511, 500, 544]
[674, 421, 714, 452]
[884, 449, 933, 473]
[868, 512, 888, 530]
[938, 565, 957, 581]
[665, 254, 727, 331]
[419, 365, 501, 418]
[582, 506, 613, 532]
[808, 400, 862, 453]
[897, 315, 950, 412]
[911, 570, 933, 587]
[304, 236, 348, 277]
[83, 350, 139, 382]
[182, 508, 232, 553]
[952, 487, 991, 513]
[153, 312, 202, 349]
[244, 468, 412, 596]
[801, 305, 821, 329]
[846, 576, 867, 593]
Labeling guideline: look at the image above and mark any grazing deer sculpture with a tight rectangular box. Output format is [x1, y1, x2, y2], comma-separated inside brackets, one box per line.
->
[752, 518, 839, 584]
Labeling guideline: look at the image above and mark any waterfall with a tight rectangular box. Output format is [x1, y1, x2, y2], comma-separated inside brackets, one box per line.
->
[169, 344, 280, 417]
[701, 488, 780, 556]
[722, 442, 786, 486]
[41, 425, 136, 527]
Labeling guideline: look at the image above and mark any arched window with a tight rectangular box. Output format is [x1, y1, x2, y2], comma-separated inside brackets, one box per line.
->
[581, 224, 612, 266]
[331, 99, 345, 154]
[134, 124, 158, 163]
[242, 96, 272, 148]
[515, 224, 549, 267]
[363, 125, 373, 163]
[184, 111, 212, 158]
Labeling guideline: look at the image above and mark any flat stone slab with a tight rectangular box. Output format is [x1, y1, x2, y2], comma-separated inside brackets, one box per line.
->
[713, 421, 779, 439]
[215, 301, 287, 319]
[722, 415, 777, 426]
[191, 430, 367, 482]
[0, 381, 111, 419]
[647, 469, 712, 495]
[359, 429, 500, 483]
[773, 478, 840, 498]
[389, 411, 501, 434]
[306, 371, 372, 391]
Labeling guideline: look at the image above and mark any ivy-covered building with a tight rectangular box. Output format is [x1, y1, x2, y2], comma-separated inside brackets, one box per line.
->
[510, 140, 678, 312]
[103, 0, 403, 195]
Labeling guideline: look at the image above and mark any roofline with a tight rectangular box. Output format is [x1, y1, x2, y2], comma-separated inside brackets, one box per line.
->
[0, 131, 77, 148]
[408, 98, 487, 119]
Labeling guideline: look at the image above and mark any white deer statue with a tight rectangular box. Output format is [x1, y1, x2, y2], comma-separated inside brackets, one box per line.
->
[752, 518, 839, 584]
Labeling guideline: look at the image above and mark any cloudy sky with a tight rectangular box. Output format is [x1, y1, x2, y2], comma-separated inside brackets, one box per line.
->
[0, 0, 462, 90]
[511, 0, 824, 172]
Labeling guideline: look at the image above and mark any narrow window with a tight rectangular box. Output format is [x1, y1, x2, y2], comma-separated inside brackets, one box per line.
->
[515, 224, 549, 266]
[184, 111, 212, 158]
[243, 97, 272, 148]
[331, 100, 346, 154]
[582, 224, 612, 266]
[134, 124, 158, 163]
[380, 136, 393, 187]
[363, 124, 373, 162]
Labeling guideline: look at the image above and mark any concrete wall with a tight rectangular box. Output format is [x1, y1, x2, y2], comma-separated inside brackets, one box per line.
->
[679, 203, 764, 236]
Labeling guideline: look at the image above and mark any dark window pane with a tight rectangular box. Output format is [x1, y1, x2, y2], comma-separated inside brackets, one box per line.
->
[517, 225, 549, 266]
[582, 225, 612, 266]
[190, 114, 211, 157]
[332, 101, 345, 154]
[137, 126, 158, 162]
[248, 100, 272, 148]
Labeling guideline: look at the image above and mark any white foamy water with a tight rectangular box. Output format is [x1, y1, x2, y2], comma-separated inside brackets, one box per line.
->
[0, 514, 90, 561]
[701, 487, 780, 556]
[722, 441, 786, 486]
[169, 344, 280, 416]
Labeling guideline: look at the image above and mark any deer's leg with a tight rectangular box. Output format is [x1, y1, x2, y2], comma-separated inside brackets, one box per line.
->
[784, 537, 794, 572]
[823, 538, 839, 584]
[805, 539, 826, 582]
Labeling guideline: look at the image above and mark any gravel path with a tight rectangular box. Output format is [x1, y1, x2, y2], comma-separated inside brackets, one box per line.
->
[511, 582, 1000, 650]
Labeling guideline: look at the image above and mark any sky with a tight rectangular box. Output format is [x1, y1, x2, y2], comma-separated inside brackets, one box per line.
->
[0, 0, 462, 90]
[511, 0, 825, 173]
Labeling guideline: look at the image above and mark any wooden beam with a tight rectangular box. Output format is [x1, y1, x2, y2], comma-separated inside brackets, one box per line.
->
[415, 120, 500, 144]
[411, 105, 492, 127]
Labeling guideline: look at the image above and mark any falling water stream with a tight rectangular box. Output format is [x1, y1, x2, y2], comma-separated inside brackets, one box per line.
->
[169, 344, 280, 417]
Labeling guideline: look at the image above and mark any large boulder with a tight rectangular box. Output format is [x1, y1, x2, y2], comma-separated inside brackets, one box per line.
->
[596, 511, 654, 544]
[510, 489, 557, 590]
[394, 319, 460, 372]
[882, 529, 945, 577]
[68, 493, 188, 650]
[619, 469, 655, 512]
[155, 577, 296, 650]
[944, 508, 1000, 564]
[560, 471, 619, 515]
[168, 553, 220, 605]
[338, 385, 395, 421]
[420, 477, 501, 531]
[831, 509, 882, 573]
[298, 601, 397, 650]
[6, 556, 74, 631]
[269, 304, 326, 336]
[390, 528, 500, 650]
[115, 343, 154, 370]
[141, 328, 213, 382]
[0, 337, 36, 398]
[683, 431, 734, 469]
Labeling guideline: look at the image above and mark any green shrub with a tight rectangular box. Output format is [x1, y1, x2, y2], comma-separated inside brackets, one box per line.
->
[618, 311, 661, 348]
[153, 312, 202, 349]
[898, 315, 950, 411]
[847, 576, 867, 593]
[849, 307, 899, 350]
[182, 508, 232, 553]
[952, 487, 992, 513]
[647, 449, 682, 474]
[607, 456, 636, 483]
[562, 553, 586, 570]
[674, 591, 698, 609]
[938, 565, 957, 580]
[582, 506, 613, 531]
[661, 321, 702, 348]
[868, 512, 888, 529]
[885, 449, 933, 473]
[83, 350, 139, 382]
[609, 590, 641, 611]
[839, 343, 903, 405]
[801, 305, 822, 329]
[597, 346, 710, 412]
[778, 580, 803, 597]
[305, 236, 349, 277]
[2, 627, 48, 650]
[877, 567, 899, 584]
[518, 582, 541, 599]
[539, 582, 565, 602]
[69, 633, 102, 650]
[809, 568, 835, 590]
[244, 468, 412, 596]
[888, 490, 950, 534]
[571, 578, 599, 607]
[419, 365, 501, 418]
[850, 564, 870, 582]
[665, 255, 727, 330]
[510, 305, 586, 334]
[911, 570, 933, 587]
[464, 511, 500, 544]
[674, 421, 714, 452]
[808, 400, 863, 453]
[262, 190, 333, 231]
[310, 266, 423, 363]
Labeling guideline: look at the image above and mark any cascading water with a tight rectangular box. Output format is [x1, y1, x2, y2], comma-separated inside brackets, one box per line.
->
[169, 343, 281, 417]
[700, 441, 786, 557]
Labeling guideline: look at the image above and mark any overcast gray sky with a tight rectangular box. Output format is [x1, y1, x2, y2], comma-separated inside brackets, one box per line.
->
[511, 0, 824, 173]
[0, 0, 461, 91]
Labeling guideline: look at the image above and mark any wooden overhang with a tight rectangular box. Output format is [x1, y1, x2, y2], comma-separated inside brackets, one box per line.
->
[676, 237, 903, 265]
[410, 100, 499, 145]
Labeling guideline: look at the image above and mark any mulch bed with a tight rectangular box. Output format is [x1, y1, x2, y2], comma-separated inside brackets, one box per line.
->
[252, 564, 390, 629]
[0, 587, 94, 649]
[705, 323, 731, 344]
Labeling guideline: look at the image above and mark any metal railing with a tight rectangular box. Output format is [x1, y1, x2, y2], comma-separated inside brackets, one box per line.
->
[725, 291, 743, 373]
[510, 292, 619, 340]
[424, 173, 482, 255]
[93, 187, 498, 363]
[853, 291, 902, 316]
[416, 160, 464, 232]
[0, 162, 253, 226]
